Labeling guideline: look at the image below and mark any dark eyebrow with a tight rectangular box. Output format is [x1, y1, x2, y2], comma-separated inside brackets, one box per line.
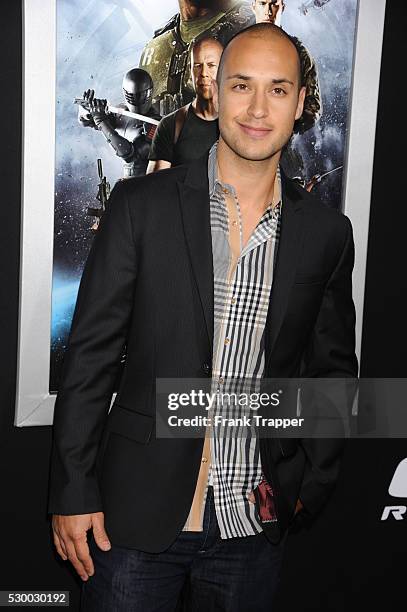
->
[226, 74, 294, 86]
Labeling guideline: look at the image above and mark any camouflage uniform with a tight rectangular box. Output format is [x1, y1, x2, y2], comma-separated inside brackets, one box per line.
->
[139, 2, 255, 116]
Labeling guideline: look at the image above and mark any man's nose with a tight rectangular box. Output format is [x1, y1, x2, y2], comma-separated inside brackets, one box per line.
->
[247, 90, 268, 119]
[201, 63, 209, 77]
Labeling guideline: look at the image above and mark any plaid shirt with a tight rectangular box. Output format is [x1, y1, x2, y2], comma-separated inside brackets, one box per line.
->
[182, 142, 281, 538]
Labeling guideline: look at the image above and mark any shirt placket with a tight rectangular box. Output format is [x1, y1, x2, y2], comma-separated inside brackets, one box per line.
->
[183, 183, 235, 531]
[182, 147, 282, 534]
[209, 183, 246, 494]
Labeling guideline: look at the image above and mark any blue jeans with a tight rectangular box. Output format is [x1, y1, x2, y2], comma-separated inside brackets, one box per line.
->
[81, 486, 287, 611]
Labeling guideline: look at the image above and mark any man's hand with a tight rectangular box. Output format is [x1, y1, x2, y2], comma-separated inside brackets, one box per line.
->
[77, 89, 108, 128]
[77, 89, 97, 128]
[89, 97, 108, 127]
[52, 512, 111, 581]
[81, 89, 108, 127]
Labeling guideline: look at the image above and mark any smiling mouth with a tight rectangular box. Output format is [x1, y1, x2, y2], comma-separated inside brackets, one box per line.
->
[238, 123, 273, 138]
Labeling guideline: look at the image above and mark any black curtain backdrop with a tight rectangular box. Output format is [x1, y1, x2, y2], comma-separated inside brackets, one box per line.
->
[0, 2, 405, 610]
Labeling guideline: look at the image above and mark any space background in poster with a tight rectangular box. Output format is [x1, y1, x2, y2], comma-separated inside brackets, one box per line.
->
[51, 0, 358, 391]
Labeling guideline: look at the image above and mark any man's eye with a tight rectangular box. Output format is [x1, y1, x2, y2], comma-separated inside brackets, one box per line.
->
[273, 87, 286, 95]
[233, 83, 248, 91]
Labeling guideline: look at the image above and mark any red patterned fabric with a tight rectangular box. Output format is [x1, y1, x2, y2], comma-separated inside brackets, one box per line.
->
[254, 477, 278, 523]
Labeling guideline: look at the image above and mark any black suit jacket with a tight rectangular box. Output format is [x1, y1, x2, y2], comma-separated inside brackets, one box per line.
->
[48, 153, 358, 552]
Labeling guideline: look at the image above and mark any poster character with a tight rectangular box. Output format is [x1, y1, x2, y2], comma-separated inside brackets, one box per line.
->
[252, 0, 285, 25]
[139, 1, 254, 116]
[77, 69, 160, 179]
[147, 36, 223, 172]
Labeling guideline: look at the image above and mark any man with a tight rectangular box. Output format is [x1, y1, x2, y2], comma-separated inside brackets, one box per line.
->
[77, 69, 159, 178]
[252, 0, 285, 25]
[49, 23, 357, 611]
[139, 0, 254, 115]
[147, 37, 222, 173]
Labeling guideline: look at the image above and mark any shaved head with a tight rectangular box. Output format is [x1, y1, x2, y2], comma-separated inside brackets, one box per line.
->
[215, 21, 306, 164]
[217, 23, 302, 90]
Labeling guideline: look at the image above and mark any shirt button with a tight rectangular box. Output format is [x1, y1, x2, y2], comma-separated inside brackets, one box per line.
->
[223, 187, 229, 194]
[232, 220, 238, 227]
[202, 457, 208, 463]
[224, 338, 230, 345]
[219, 377, 224, 384]
[231, 297, 236, 304]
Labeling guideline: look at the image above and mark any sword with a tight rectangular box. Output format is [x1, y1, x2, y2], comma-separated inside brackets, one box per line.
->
[305, 165, 343, 192]
[74, 98, 160, 126]
[318, 165, 343, 181]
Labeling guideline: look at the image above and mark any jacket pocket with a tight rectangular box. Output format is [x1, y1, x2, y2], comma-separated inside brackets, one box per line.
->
[106, 402, 154, 444]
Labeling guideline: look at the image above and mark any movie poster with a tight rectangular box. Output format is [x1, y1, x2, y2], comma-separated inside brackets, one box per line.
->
[51, 0, 358, 391]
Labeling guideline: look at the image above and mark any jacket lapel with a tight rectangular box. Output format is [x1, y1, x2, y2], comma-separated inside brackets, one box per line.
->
[265, 174, 305, 371]
[177, 155, 214, 355]
[176, 156, 306, 367]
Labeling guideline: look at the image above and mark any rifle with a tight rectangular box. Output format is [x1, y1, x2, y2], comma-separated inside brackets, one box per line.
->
[87, 159, 111, 231]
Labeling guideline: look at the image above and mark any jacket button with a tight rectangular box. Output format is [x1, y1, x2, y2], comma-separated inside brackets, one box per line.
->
[202, 363, 211, 376]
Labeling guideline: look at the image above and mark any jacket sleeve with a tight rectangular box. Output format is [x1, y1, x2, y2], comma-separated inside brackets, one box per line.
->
[48, 180, 137, 515]
[298, 214, 358, 517]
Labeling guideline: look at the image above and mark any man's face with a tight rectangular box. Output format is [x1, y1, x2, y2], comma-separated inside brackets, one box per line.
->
[252, 0, 285, 25]
[191, 40, 223, 101]
[217, 33, 305, 162]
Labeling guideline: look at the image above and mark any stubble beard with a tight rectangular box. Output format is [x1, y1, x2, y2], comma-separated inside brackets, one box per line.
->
[220, 124, 292, 163]
[197, 87, 214, 101]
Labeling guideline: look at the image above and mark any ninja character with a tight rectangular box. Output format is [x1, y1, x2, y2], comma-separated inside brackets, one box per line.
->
[78, 68, 160, 178]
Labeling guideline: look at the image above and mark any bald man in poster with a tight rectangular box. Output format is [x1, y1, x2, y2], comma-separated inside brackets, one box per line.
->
[147, 36, 223, 173]
[139, 1, 254, 115]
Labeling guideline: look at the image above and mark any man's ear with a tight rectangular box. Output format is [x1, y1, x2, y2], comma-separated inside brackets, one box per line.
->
[295, 85, 306, 120]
